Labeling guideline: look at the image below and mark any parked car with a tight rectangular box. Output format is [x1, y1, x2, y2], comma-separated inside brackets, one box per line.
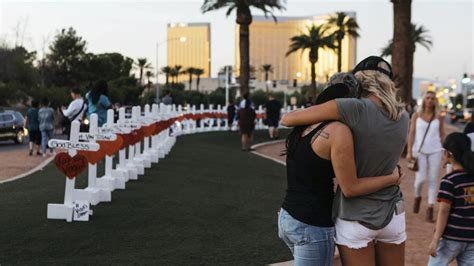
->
[0, 110, 26, 144]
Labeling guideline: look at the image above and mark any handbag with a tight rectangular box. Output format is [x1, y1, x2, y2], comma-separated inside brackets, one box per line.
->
[408, 113, 435, 171]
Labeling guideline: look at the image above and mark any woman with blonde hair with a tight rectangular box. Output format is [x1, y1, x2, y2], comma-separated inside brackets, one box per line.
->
[281, 56, 409, 266]
[407, 90, 445, 222]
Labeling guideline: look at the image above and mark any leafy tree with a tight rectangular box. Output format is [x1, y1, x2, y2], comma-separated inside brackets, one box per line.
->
[327, 12, 359, 72]
[45, 27, 87, 87]
[286, 25, 335, 97]
[170, 65, 183, 85]
[202, 0, 286, 96]
[145, 70, 153, 85]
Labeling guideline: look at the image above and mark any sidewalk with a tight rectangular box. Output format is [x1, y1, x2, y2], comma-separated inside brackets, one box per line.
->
[254, 124, 460, 266]
[0, 148, 51, 182]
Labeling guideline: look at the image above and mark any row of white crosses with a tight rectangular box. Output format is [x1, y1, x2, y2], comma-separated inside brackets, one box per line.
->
[47, 103, 234, 222]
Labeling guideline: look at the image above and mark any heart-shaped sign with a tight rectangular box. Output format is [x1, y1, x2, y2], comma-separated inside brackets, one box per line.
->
[117, 133, 131, 149]
[78, 145, 106, 165]
[143, 124, 156, 137]
[54, 152, 88, 179]
[97, 135, 123, 156]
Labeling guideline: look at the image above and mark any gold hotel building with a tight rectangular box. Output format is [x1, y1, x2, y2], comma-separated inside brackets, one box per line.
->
[236, 13, 357, 84]
[167, 22, 211, 82]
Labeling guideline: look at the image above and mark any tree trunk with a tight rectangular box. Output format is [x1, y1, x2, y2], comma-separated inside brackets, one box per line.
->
[391, 0, 412, 104]
[239, 22, 250, 97]
[310, 49, 317, 98]
[139, 68, 143, 85]
[165, 74, 169, 85]
[265, 72, 269, 92]
[337, 37, 343, 72]
[189, 74, 193, 90]
[197, 76, 201, 91]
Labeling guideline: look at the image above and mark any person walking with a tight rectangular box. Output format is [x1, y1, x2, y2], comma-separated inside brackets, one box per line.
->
[428, 132, 474, 266]
[281, 56, 409, 266]
[264, 94, 282, 140]
[238, 93, 256, 151]
[24, 100, 41, 156]
[226, 99, 236, 131]
[62, 87, 86, 137]
[279, 74, 404, 265]
[407, 91, 446, 222]
[38, 98, 55, 157]
[86, 80, 112, 127]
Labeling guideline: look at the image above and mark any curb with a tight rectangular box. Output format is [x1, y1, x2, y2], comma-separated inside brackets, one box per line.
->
[250, 140, 286, 166]
[0, 157, 54, 185]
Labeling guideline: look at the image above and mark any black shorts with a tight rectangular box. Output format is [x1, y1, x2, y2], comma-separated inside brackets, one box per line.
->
[267, 118, 279, 127]
[28, 129, 41, 145]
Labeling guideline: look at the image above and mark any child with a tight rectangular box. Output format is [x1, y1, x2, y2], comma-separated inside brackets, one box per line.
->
[428, 132, 474, 265]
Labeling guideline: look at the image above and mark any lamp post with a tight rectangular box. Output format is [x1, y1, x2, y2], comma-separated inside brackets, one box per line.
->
[155, 36, 187, 103]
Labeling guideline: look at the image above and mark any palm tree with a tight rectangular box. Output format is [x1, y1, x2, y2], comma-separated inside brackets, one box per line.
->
[260, 64, 273, 92]
[391, 0, 412, 103]
[326, 12, 359, 72]
[136, 58, 152, 85]
[161, 66, 172, 85]
[145, 70, 153, 88]
[185, 67, 196, 90]
[170, 65, 183, 84]
[194, 68, 204, 92]
[201, 0, 285, 96]
[286, 25, 335, 96]
[381, 23, 432, 57]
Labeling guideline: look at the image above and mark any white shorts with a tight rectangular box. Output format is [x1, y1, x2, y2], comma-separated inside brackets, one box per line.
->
[335, 212, 407, 249]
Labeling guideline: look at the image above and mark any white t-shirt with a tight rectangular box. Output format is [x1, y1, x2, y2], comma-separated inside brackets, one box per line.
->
[62, 98, 85, 121]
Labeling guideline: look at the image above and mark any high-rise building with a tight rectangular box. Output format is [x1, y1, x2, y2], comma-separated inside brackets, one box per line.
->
[235, 13, 357, 84]
[167, 23, 211, 82]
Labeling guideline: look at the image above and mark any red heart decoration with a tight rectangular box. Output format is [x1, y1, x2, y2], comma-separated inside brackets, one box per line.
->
[54, 152, 88, 179]
[143, 124, 156, 137]
[117, 133, 131, 149]
[97, 135, 123, 156]
[78, 144, 106, 165]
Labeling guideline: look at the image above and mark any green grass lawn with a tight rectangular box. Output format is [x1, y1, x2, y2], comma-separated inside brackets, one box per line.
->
[0, 130, 292, 265]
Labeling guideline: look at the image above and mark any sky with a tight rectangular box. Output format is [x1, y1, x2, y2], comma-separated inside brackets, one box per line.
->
[0, 0, 473, 83]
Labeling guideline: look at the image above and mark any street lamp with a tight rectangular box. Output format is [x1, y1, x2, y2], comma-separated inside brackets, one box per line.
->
[155, 36, 187, 103]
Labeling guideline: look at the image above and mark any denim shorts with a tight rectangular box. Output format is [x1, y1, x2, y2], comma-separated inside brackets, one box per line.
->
[428, 238, 474, 266]
[278, 208, 335, 266]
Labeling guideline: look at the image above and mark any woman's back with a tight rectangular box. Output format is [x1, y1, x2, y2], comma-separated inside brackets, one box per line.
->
[333, 98, 409, 229]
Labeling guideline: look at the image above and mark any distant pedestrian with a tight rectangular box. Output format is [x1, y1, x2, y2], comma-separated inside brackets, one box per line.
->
[264, 94, 282, 140]
[24, 100, 41, 156]
[38, 98, 55, 157]
[62, 87, 86, 137]
[238, 93, 256, 151]
[162, 91, 173, 105]
[407, 91, 446, 222]
[86, 80, 112, 127]
[227, 99, 236, 130]
[428, 132, 474, 265]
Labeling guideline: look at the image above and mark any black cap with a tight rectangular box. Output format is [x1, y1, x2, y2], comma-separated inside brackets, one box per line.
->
[315, 83, 352, 105]
[352, 56, 393, 79]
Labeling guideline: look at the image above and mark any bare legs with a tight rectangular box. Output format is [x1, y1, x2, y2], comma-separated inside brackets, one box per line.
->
[338, 242, 405, 266]
[268, 127, 279, 139]
[241, 132, 254, 151]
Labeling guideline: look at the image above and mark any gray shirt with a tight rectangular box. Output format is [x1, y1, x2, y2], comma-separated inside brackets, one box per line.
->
[162, 95, 172, 105]
[38, 107, 55, 131]
[333, 98, 409, 229]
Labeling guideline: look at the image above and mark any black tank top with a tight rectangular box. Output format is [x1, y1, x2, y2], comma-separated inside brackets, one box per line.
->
[282, 121, 335, 227]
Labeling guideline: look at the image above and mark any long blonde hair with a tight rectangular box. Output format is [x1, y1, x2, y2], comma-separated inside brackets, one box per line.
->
[418, 90, 438, 115]
[354, 66, 405, 121]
